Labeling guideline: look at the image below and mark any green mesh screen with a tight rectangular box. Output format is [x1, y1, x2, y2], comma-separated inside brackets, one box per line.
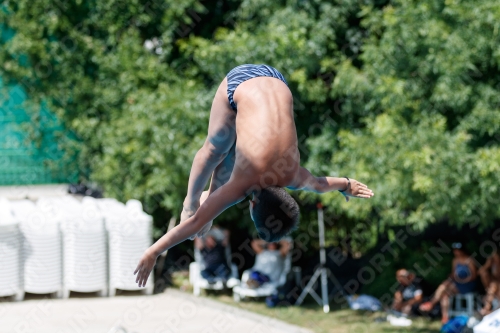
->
[0, 80, 79, 185]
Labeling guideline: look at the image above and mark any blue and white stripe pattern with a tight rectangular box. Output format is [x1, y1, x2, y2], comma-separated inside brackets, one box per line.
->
[226, 64, 288, 112]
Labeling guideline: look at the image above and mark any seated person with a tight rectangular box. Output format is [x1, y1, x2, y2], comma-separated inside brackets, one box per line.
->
[420, 242, 478, 323]
[246, 238, 291, 288]
[479, 248, 500, 316]
[392, 269, 424, 316]
[194, 227, 230, 284]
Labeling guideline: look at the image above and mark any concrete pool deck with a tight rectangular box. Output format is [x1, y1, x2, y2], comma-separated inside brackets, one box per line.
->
[0, 289, 312, 333]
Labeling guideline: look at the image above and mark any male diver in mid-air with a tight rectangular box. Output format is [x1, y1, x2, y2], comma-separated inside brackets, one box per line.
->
[134, 64, 374, 287]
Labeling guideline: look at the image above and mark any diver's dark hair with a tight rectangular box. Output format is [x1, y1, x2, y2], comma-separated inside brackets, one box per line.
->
[252, 187, 300, 242]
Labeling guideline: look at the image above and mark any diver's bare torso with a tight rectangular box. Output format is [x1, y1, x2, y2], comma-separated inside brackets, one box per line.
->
[229, 76, 301, 188]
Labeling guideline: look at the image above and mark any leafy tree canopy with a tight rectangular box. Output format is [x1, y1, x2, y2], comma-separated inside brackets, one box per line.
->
[1, 0, 499, 250]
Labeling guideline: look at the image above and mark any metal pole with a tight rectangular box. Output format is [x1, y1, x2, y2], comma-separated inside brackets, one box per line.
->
[295, 203, 330, 313]
[317, 203, 330, 313]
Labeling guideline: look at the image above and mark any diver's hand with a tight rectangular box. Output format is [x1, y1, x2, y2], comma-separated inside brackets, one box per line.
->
[340, 178, 374, 202]
[133, 248, 157, 288]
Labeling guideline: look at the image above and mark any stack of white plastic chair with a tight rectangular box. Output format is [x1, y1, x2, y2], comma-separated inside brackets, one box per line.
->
[60, 196, 108, 298]
[20, 197, 65, 298]
[101, 199, 153, 296]
[10, 198, 64, 298]
[0, 198, 23, 301]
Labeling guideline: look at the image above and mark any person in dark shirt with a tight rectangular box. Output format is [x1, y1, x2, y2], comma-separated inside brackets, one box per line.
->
[392, 269, 424, 315]
[195, 228, 230, 284]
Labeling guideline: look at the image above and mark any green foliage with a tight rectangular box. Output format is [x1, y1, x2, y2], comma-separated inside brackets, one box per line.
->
[1, 0, 499, 253]
[307, 0, 500, 233]
[0, 0, 210, 213]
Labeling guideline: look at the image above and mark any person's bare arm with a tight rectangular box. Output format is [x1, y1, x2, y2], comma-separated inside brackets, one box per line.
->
[279, 239, 291, 257]
[182, 150, 222, 216]
[222, 229, 230, 247]
[194, 237, 204, 250]
[413, 293, 423, 304]
[392, 291, 403, 309]
[468, 258, 478, 281]
[251, 239, 265, 254]
[182, 85, 236, 216]
[188, 190, 211, 240]
[479, 257, 492, 275]
[289, 167, 374, 201]
[134, 180, 248, 287]
[181, 143, 236, 234]
[208, 142, 236, 195]
[450, 258, 457, 279]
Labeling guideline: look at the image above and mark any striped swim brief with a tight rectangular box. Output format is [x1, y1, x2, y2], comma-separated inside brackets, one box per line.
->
[226, 64, 288, 112]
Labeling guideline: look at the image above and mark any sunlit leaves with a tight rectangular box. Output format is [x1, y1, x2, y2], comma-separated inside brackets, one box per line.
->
[309, 0, 500, 231]
[1, 0, 499, 243]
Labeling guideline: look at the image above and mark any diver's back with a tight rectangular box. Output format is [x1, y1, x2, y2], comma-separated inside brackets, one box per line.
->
[233, 77, 299, 185]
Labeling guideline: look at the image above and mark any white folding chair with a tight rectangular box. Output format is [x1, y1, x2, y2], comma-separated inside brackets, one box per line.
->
[448, 292, 482, 317]
[232, 238, 293, 302]
[189, 233, 239, 296]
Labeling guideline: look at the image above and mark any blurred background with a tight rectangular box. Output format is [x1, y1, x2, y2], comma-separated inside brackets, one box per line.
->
[1, 0, 500, 332]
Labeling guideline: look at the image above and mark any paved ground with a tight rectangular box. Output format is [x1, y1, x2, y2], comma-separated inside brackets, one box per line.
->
[0, 289, 312, 333]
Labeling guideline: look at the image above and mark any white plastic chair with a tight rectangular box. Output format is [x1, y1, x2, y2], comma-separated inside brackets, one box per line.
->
[60, 197, 108, 298]
[0, 198, 23, 301]
[448, 292, 482, 317]
[232, 238, 293, 302]
[16, 198, 64, 298]
[102, 198, 154, 296]
[189, 231, 240, 296]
